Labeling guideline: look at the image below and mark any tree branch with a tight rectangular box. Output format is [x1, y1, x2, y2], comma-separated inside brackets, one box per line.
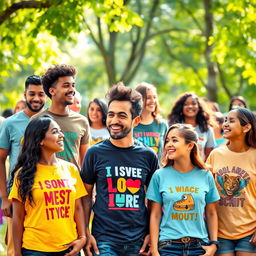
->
[217, 63, 232, 98]
[149, 28, 188, 39]
[162, 37, 206, 88]
[180, 1, 204, 33]
[0, 1, 51, 25]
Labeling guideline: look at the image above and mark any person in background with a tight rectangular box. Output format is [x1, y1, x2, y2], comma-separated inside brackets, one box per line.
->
[9, 115, 87, 256]
[14, 100, 26, 114]
[214, 112, 227, 147]
[207, 108, 256, 256]
[228, 95, 248, 111]
[2, 109, 13, 119]
[87, 98, 109, 146]
[134, 82, 168, 159]
[147, 123, 219, 256]
[167, 92, 216, 160]
[68, 91, 82, 113]
[0, 75, 46, 256]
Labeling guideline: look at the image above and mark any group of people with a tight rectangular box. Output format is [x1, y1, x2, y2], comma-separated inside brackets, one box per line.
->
[0, 64, 255, 256]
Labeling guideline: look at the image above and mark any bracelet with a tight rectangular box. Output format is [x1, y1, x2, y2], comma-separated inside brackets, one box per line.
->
[78, 235, 86, 240]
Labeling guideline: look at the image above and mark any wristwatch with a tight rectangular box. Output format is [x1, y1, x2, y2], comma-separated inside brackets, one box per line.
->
[209, 240, 220, 249]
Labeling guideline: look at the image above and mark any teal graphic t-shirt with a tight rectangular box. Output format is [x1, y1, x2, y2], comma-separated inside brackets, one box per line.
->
[146, 166, 220, 242]
[133, 119, 168, 159]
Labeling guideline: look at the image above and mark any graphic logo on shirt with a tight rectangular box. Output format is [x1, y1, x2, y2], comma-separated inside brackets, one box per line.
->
[57, 131, 77, 161]
[216, 166, 250, 207]
[90, 137, 104, 146]
[134, 132, 160, 153]
[169, 186, 199, 221]
[38, 178, 75, 220]
[106, 166, 142, 211]
[173, 194, 195, 211]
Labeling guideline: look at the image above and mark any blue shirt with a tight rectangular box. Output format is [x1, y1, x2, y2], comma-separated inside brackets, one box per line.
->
[146, 166, 220, 242]
[0, 111, 30, 175]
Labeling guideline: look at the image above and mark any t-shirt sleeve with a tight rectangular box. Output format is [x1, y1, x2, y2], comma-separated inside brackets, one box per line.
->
[146, 171, 162, 204]
[205, 171, 220, 204]
[80, 147, 96, 184]
[205, 127, 216, 148]
[72, 165, 88, 199]
[80, 117, 90, 145]
[0, 120, 11, 149]
[8, 177, 21, 202]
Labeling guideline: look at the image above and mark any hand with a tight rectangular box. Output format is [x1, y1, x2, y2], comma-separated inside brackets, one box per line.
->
[249, 231, 256, 246]
[64, 237, 86, 256]
[200, 244, 217, 256]
[1, 196, 12, 217]
[150, 249, 160, 256]
[139, 234, 151, 255]
[84, 235, 99, 256]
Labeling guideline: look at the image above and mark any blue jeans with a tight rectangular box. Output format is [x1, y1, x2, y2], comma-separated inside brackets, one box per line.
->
[92, 240, 144, 256]
[158, 240, 208, 256]
[22, 248, 81, 256]
[216, 234, 256, 254]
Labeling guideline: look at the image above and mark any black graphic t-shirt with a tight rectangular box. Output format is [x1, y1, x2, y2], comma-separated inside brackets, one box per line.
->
[81, 139, 159, 243]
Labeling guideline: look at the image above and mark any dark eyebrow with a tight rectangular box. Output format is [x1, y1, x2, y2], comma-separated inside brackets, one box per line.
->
[108, 111, 128, 115]
[51, 128, 58, 132]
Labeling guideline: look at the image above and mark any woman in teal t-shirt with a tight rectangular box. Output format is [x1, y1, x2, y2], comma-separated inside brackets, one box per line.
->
[147, 123, 220, 256]
[133, 82, 167, 159]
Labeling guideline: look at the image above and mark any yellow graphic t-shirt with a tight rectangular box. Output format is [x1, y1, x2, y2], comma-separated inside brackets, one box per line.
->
[207, 146, 256, 239]
[9, 159, 87, 252]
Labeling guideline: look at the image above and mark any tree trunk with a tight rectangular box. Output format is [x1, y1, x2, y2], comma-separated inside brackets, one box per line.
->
[203, 0, 218, 101]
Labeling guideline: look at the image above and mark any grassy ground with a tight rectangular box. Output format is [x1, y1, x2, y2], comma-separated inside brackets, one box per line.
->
[0, 219, 7, 256]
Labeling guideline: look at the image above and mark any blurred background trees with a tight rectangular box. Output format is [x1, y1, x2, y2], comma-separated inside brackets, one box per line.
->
[0, 0, 255, 115]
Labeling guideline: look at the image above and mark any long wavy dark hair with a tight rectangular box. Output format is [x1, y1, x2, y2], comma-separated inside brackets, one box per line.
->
[10, 115, 53, 204]
[161, 123, 206, 169]
[167, 92, 212, 132]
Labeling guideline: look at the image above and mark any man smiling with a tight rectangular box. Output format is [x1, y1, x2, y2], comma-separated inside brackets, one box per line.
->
[81, 83, 159, 256]
[0, 75, 46, 256]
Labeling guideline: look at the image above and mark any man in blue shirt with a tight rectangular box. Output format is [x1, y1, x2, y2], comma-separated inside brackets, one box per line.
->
[0, 75, 46, 256]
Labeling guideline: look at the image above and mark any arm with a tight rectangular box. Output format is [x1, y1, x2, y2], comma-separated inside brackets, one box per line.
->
[64, 198, 86, 256]
[12, 199, 25, 256]
[0, 148, 12, 217]
[79, 144, 89, 167]
[201, 202, 218, 256]
[82, 183, 99, 256]
[150, 201, 162, 256]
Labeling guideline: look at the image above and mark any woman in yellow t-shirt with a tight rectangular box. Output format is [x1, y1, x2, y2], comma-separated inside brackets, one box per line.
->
[9, 115, 87, 256]
[207, 108, 256, 256]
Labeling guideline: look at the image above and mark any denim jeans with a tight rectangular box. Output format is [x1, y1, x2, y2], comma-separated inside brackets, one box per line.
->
[92, 240, 144, 256]
[158, 240, 208, 256]
[22, 248, 81, 256]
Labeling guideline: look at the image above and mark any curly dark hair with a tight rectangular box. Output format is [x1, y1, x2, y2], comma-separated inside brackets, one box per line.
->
[41, 64, 77, 98]
[10, 115, 53, 204]
[106, 82, 142, 119]
[87, 98, 108, 126]
[167, 92, 211, 132]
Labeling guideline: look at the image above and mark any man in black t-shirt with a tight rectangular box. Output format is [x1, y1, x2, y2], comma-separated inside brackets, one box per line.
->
[81, 83, 159, 256]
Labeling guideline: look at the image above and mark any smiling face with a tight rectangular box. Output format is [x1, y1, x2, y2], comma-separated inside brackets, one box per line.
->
[24, 84, 46, 113]
[144, 88, 157, 113]
[40, 120, 64, 153]
[182, 96, 199, 119]
[106, 100, 135, 140]
[49, 76, 75, 106]
[88, 102, 103, 125]
[222, 110, 245, 140]
[164, 128, 193, 161]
